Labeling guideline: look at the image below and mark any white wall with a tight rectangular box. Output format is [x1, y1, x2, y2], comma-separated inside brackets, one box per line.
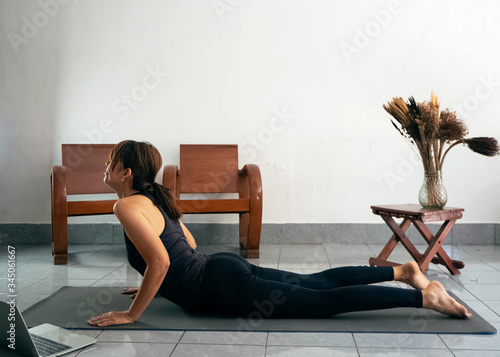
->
[1, 0, 499, 224]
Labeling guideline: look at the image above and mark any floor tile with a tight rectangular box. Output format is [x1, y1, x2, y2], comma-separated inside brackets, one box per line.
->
[18, 277, 97, 296]
[267, 332, 355, 347]
[179, 331, 267, 345]
[325, 244, 375, 257]
[451, 350, 500, 357]
[489, 262, 500, 271]
[17, 263, 57, 280]
[17, 294, 50, 310]
[462, 300, 500, 323]
[357, 347, 453, 356]
[171, 344, 265, 357]
[463, 284, 500, 301]
[452, 271, 500, 285]
[279, 245, 328, 260]
[75, 249, 128, 267]
[12, 254, 51, 267]
[439, 322, 500, 350]
[98, 264, 142, 281]
[328, 256, 373, 266]
[441, 246, 481, 262]
[277, 261, 331, 271]
[247, 259, 279, 269]
[90, 279, 142, 288]
[257, 245, 282, 259]
[437, 280, 478, 302]
[67, 329, 103, 338]
[68, 245, 112, 254]
[52, 266, 118, 281]
[353, 333, 447, 349]
[455, 262, 498, 272]
[278, 246, 330, 270]
[76, 341, 176, 356]
[0, 278, 40, 293]
[460, 246, 500, 262]
[484, 300, 500, 316]
[98, 329, 183, 343]
[265, 346, 358, 357]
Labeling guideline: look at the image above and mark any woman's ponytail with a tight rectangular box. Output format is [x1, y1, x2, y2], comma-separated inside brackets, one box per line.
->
[110, 140, 182, 221]
[151, 182, 182, 221]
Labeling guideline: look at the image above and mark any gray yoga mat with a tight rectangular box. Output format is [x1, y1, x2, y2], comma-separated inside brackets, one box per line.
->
[23, 286, 496, 334]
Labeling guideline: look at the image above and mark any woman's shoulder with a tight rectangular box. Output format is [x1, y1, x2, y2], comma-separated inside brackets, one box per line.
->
[113, 193, 151, 213]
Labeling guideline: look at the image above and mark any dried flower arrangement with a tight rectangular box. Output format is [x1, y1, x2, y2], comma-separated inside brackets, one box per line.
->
[383, 92, 499, 208]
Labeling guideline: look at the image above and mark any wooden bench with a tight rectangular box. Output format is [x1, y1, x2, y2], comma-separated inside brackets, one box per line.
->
[163, 145, 263, 258]
[51, 144, 116, 265]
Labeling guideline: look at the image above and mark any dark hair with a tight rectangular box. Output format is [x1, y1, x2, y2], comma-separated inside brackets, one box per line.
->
[109, 140, 182, 221]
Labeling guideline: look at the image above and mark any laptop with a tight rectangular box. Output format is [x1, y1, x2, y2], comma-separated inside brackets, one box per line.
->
[1, 301, 96, 357]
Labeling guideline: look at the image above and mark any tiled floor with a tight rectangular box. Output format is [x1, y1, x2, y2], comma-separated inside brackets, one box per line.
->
[1, 243, 499, 356]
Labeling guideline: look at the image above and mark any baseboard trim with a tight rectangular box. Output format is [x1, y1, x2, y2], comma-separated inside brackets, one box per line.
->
[0, 223, 498, 245]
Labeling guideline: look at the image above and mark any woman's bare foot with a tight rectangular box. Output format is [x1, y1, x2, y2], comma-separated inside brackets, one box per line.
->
[422, 281, 472, 318]
[394, 262, 430, 290]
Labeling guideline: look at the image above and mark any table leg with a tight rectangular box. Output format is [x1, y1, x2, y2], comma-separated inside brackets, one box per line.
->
[412, 219, 463, 274]
[369, 218, 411, 267]
[380, 214, 423, 262]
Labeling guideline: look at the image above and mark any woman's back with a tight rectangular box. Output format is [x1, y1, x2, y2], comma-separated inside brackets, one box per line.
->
[124, 190, 208, 310]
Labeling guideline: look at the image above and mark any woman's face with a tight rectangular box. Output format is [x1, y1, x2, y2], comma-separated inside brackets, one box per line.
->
[104, 159, 125, 190]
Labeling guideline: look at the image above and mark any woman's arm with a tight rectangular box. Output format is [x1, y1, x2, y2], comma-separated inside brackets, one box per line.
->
[88, 198, 169, 327]
[179, 221, 197, 250]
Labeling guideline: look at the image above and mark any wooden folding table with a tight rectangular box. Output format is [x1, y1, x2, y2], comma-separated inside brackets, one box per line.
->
[369, 204, 465, 275]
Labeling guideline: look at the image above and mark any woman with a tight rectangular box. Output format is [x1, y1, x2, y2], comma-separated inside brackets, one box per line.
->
[88, 140, 471, 327]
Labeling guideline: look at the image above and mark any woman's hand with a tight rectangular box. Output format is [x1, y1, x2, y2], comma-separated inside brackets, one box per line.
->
[122, 287, 140, 299]
[87, 311, 135, 327]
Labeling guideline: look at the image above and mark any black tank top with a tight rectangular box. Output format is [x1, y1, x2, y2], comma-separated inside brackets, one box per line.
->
[123, 190, 209, 310]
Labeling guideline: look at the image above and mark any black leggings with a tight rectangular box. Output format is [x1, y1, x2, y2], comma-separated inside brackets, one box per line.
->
[196, 252, 423, 318]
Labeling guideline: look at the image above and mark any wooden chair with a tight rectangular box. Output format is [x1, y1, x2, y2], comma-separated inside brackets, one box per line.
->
[163, 145, 263, 258]
[51, 144, 117, 265]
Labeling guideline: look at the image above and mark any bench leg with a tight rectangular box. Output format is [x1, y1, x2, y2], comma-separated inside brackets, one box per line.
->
[239, 212, 261, 259]
[51, 217, 68, 265]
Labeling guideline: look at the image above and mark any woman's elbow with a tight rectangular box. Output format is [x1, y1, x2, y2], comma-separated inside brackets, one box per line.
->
[151, 258, 170, 272]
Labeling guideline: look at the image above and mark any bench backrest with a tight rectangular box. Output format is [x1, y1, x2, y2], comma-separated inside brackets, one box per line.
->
[62, 144, 115, 195]
[179, 144, 239, 194]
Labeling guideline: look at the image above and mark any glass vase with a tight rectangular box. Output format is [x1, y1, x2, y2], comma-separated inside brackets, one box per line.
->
[418, 171, 447, 209]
